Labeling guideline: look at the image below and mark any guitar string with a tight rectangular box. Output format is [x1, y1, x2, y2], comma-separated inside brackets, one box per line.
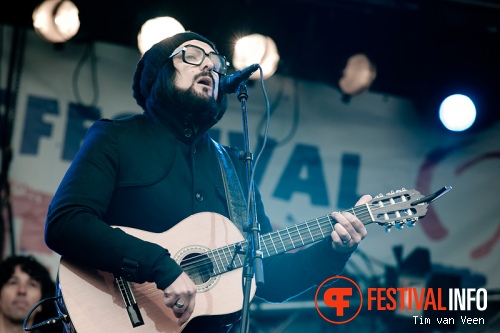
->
[179, 202, 417, 276]
[115, 277, 134, 306]
[123, 195, 417, 304]
[181, 212, 369, 276]
[179, 202, 417, 277]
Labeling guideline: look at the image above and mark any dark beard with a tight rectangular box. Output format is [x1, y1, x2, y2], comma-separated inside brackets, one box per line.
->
[172, 84, 220, 124]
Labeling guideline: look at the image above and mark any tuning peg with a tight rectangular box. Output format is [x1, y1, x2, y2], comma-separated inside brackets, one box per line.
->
[395, 223, 405, 230]
[406, 219, 417, 227]
[385, 225, 392, 233]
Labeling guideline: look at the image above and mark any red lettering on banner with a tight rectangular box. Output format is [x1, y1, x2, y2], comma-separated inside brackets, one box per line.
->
[11, 181, 53, 254]
[457, 152, 500, 259]
[417, 147, 500, 261]
[415, 147, 455, 240]
[471, 223, 500, 259]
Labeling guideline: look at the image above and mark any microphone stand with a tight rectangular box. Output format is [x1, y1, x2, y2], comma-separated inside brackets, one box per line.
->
[236, 81, 264, 333]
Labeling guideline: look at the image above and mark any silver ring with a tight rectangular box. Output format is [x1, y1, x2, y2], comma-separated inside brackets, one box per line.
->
[174, 301, 184, 309]
[342, 237, 352, 244]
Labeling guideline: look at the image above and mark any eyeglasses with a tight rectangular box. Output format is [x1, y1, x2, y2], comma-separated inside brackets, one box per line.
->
[168, 44, 229, 75]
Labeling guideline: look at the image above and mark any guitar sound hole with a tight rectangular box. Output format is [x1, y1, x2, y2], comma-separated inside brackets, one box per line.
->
[181, 253, 214, 285]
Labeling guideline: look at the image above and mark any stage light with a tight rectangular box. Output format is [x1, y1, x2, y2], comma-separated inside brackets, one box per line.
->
[339, 54, 376, 96]
[439, 94, 476, 132]
[32, 0, 80, 43]
[137, 17, 185, 54]
[232, 34, 279, 80]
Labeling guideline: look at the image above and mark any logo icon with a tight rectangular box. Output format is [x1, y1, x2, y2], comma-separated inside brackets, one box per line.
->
[315, 276, 362, 324]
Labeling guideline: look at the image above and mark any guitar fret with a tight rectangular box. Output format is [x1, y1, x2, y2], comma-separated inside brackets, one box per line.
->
[316, 218, 325, 238]
[296, 225, 305, 245]
[327, 215, 335, 229]
[277, 231, 286, 252]
[221, 251, 228, 273]
[221, 247, 231, 272]
[229, 245, 241, 270]
[216, 248, 225, 274]
[205, 253, 215, 275]
[286, 227, 295, 249]
[221, 248, 230, 273]
[218, 248, 225, 268]
[350, 207, 357, 217]
[212, 251, 223, 274]
[261, 238, 270, 257]
[306, 222, 314, 242]
[365, 203, 375, 223]
[269, 233, 278, 254]
[236, 250, 244, 267]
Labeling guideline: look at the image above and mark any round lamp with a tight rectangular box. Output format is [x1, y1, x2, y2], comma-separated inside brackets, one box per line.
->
[232, 34, 279, 80]
[339, 54, 376, 96]
[32, 0, 80, 43]
[137, 17, 185, 54]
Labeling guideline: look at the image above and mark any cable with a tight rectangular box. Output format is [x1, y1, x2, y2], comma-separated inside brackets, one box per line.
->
[255, 76, 300, 147]
[72, 42, 100, 106]
[0, 26, 26, 257]
[23, 296, 67, 331]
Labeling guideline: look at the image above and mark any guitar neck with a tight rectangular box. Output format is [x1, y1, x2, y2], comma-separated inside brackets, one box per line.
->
[259, 204, 373, 258]
[202, 204, 373, 277]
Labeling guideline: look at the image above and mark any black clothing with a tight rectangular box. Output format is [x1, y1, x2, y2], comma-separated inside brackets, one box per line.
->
[46, 111, 351, 298]
[45, 62, 353, 331]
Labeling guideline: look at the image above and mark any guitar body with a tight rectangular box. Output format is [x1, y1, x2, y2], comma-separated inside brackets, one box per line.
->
[57, 212, 255, 333]
[56, 187, 450, 333]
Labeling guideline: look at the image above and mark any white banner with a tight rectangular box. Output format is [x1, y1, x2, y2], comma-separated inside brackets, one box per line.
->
[2, 26, 499, 295]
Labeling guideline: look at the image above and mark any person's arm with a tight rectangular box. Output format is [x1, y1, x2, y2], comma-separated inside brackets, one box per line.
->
[257, 238, 353, 302]
[45, 120, 182, 289]
[253, 190, 370, 302]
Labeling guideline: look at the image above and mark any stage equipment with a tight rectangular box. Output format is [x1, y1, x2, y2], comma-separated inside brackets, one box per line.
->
[232, 34, 279, 80]
[137, 16, 185, 54]
[339, 53, 376, 97]
[32, 0, 80, 43]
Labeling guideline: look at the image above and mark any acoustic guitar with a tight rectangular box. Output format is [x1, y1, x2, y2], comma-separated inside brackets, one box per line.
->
[56, 187, 451, 332]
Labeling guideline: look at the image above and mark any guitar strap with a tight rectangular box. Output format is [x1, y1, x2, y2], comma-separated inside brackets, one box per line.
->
[212, 139, 247, 235]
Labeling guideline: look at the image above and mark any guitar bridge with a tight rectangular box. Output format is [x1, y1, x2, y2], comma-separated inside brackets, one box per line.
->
[115, 276, 145, 327]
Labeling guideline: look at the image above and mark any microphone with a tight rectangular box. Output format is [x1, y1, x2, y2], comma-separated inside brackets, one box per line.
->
[220, 64, 259, 94]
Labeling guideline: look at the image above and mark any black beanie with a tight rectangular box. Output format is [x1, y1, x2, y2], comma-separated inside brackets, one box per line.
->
[132, 31, 218, 111]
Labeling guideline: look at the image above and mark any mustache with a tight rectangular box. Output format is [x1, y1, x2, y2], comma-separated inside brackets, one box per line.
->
[195, 72, 215, 84]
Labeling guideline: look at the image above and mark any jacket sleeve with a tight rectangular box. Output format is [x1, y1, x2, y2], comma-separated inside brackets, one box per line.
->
[44, 120, 182, 290]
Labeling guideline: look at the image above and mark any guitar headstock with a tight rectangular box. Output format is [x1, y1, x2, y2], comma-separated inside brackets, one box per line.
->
[367, 188, 428, 233]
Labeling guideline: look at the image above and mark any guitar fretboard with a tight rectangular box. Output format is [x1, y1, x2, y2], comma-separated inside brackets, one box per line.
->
[258, 204, 373, 257]
[181, 204, 373, 279]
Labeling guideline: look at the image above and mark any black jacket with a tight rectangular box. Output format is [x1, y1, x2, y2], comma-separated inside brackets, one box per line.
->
[45, 109, 352, 331]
